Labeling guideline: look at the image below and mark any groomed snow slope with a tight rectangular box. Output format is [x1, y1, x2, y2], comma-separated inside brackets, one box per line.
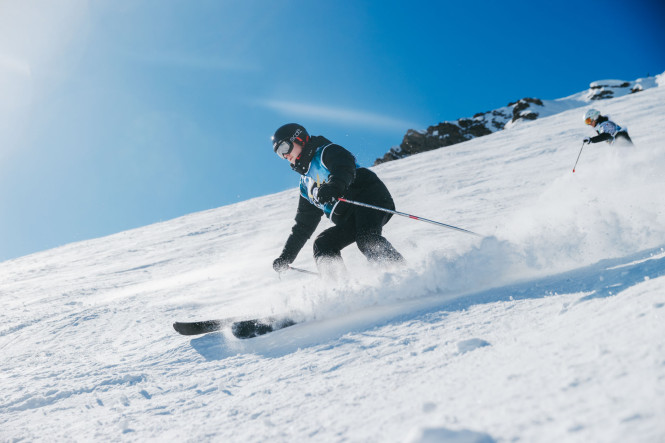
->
[1, 80, 665, 442]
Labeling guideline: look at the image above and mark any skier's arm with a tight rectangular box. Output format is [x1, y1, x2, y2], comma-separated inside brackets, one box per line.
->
[277, 196, 323, 264]
[316, 145, 356, 203]
[589, 133, 613, 144]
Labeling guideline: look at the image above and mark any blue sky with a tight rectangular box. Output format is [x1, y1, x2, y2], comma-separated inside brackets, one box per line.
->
[1, 0, 664, 262]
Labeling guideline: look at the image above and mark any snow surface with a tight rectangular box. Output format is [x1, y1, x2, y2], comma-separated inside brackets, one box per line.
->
[1, 79, 665, 442]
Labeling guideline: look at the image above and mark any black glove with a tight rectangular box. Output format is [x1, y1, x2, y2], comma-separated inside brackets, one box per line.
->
[583, 137, 591, 144]
[313, 183, 340, 205]
[272, 256, 291, 273]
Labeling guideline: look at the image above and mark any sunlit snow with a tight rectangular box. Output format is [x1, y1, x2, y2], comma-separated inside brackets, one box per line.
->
[2, 73, 664, 442]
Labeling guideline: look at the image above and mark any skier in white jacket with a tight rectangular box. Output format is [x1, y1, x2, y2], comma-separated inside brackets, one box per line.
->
[582, 108, 633, 145]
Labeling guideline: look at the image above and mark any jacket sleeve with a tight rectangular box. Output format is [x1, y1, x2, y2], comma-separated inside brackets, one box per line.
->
[321, 144, 357, 196]
[590, 133, 613, 144]
[279, 195, 323, 262]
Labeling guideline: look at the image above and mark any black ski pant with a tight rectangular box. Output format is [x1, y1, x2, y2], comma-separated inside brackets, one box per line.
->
[615, 131, 633, 145]
[313, 200, 404, 266]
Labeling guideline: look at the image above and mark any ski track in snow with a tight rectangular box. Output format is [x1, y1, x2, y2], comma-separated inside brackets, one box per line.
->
[1, 76, 665, 442]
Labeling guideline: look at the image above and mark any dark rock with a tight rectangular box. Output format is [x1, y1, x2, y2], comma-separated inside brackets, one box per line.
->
[589, 80, 631, 100]
[590, 81, 629, 89]
[590, 90, 614, 100]
[511, 98, 543, 123]
[374, 97, 544, 165]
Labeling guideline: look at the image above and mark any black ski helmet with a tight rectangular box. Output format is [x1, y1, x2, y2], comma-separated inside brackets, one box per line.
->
[272, 123, 309, 156]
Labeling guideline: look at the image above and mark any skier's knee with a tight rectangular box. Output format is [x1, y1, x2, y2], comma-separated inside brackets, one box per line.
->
[313, 237, 341, 261]
[356, 232, 404, 264]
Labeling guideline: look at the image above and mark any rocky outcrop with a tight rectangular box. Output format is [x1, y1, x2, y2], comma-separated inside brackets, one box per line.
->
[374, 97, 543, 165]
[588, 80, 637, 100]
[509, 97, 543, 122]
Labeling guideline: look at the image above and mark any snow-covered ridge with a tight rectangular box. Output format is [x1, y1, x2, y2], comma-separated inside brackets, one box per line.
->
[375, 71, 663, 164]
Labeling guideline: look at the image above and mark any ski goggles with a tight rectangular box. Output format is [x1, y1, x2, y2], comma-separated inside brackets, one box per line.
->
[274, 139, 294, 159]
[584, 117, 594, 125]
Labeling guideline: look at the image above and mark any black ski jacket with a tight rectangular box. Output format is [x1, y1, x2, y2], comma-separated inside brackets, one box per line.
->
[278, 136, 394, 263]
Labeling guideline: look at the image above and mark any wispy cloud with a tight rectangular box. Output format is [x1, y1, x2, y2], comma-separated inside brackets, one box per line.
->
[261, 100, 420, 132]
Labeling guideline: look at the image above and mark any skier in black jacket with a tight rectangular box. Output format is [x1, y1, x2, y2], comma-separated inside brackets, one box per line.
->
[271, 123, 404, 278]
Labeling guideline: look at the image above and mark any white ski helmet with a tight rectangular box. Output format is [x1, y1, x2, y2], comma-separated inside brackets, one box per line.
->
[583, 108, 601, 125]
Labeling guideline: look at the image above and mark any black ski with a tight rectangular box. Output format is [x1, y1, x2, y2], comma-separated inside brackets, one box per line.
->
[173, 317, 296, 338]
[231, 317, 297, 339]
[173, 319, 229, 335]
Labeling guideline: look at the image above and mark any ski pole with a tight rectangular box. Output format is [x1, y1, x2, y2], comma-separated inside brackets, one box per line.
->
[572, 141, 586, 173]
[336, 198, 483, 238]
[288, 266, 318, 276]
